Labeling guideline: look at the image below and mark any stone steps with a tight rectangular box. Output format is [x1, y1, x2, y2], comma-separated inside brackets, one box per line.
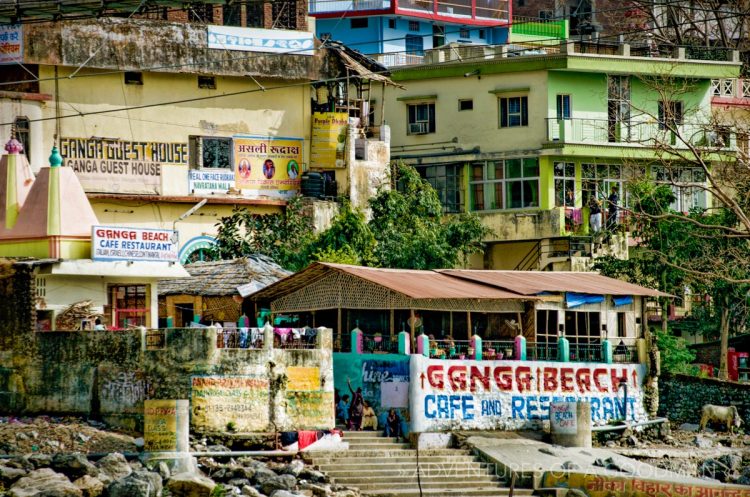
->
[310, 431, 521, 497]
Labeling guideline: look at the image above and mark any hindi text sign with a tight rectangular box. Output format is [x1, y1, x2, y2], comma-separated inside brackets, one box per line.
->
[233, 136, 303, 199]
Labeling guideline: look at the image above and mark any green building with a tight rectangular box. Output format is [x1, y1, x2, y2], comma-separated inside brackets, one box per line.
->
[382, 42, 741, 270]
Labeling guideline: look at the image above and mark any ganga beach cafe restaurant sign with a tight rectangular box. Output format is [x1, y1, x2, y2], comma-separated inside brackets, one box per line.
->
[92, 226, 179, 262]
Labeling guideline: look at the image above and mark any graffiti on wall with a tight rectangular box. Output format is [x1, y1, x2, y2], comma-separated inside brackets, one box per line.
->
[333, 353, 411, 429]
[191, 376, 269, 431]
[285, 391, 334, 429]
[409, 355, 647, 432]
[98, 368, 152, 414]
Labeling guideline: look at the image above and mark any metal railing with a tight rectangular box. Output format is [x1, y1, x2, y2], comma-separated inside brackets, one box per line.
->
[512, 16, 568, 39]
[527, 342, 558, 361]
[483, 340, 516, 359]
[363, 334, 399, 354]
[217, 328, 265, 349]
[613, 344, 639, 364]
[372, 52, 425, 68]
[569, 342, 602, 363]
[309, 0, 391, 13]
[429, 339, 472, 359]
[546, 118, 733, 149]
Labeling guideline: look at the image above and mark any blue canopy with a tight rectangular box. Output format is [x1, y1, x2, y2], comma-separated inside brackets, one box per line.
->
[613, 295, 634, 306]
[566, 292, 605, 308]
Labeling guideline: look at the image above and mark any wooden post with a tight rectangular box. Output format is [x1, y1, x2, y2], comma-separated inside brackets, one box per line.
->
[467, 311, 472, 340]
[450, 311, 453, 337]
[337, 308, 342, 345]
[410, 308, 416, 351]
[390, 308, 395, 337]
[312, 310, 316, 328]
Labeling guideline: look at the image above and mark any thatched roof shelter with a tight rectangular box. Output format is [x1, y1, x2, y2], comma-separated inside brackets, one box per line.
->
[159, 255, 290, 297]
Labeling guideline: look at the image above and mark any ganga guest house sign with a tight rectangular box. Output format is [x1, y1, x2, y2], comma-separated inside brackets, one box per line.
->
[409, 355, 647, 432]
[92, 226, 178, 262]
[60, 137, 188, 194]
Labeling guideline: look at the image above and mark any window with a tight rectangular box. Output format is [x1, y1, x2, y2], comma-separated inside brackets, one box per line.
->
[432, 24, 445, 48]
[189, 136, 233, 169]
[351, 18, 369, 28]
[470, 158, 539, 210]
[459, 28, 470, 38]
[617, 312, 627, 338]
[407, 102, 435, 134]
[409, 20, 420, 31]
[420, 164, 464, 213]
[458, 99, 473, 111]
[499, 96, 528, 127]
[581, 163, 623, 208]
[658, 100, 683, 130]
[110, 284, 149, 329]
[556, 94, 571, 120]
[652, 166, 707, 212]
[246, 0, 264, 27]
[539, 10, 553, 19]
[198, 76, 216, 89]
[479, 29, 486, 39]
[188, 2, 214, 22]
[564, 311, 602, 347]
[517, 0, 525, 5]
[607, 75, 630, 142]
[554, 161, 575, 207]
[272, 0, 298, 29]
[14, 116, 30, 161]
[388, 19, 396, 29]
[405, 34, 424, 55]
[222, 3, 241, 26]
[124, 72, 143, 85]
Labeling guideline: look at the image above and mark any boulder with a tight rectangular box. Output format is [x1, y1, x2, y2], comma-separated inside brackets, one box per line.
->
[51, 454, 99, 480]
[95, 453, 132, 485]
[9, 468, 82, 497]
[283, 461, 305, 478]
[270, 491, 298, 497]
[0, 465, 28, 485]
[694, 436, 714, 449]
[679, 423, 700, 432]
[26, 455, 53, 470]
[241, 486, 265, 497]
[229, 478, 251, 488]
[298, 469, 325, 484]
[261, 475, 297, 496]
[700, 459, 730, 482]
[73, 475, 105, 497]
[719, 454, 743, 472]
[167, 472, 216, 497]
[106, 470, 162, 497]
[156, 462, 171, 481]
[253, 467, 278, 486]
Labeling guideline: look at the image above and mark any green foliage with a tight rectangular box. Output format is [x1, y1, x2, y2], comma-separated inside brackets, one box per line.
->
[210, 484, 226, 497]
[368, 162, 492, 269]
[654, 329, 697, 374]
[210, 164, 490, 271]
[225, 421, 237, 433]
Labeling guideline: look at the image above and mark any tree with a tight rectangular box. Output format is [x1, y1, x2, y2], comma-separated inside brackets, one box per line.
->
[369, 162, 491, 269]
[210, 163, 491, 272]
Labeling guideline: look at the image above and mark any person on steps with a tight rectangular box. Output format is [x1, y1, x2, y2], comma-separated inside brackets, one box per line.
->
[347, 378, 364, 430]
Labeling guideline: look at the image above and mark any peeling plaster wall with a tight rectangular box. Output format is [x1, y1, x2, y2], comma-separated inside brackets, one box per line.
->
[0, 323, 334, 433]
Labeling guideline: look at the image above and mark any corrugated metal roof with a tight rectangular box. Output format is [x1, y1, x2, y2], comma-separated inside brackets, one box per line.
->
[326, 263, 528, 300]
[439, 270, 667, 297]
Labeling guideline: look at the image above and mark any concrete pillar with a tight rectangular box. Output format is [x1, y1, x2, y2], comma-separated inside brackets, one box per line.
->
[673, 46, 686, 59]
[351, 328, 363, 354]
[601, 339, 613, 364]
[550, 401, 592, 448]
[557, 336, 570, 362]
[417, 333, 429, 357]
[193, 315, 201, 324]
[617, 43, 630, 57]
[143, 399, 195, 473]
[471, 335, 482, 361]
[398, 331, 411, 355]
[263, 322, 274, 350]
[637, 338, 648, 364]
[317, 327, 332, 350]
[514, 335, 526, 360]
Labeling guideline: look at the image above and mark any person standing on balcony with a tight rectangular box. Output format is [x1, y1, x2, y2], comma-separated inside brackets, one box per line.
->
[607, 186, 619, 231]
[588, 195, 602, 233]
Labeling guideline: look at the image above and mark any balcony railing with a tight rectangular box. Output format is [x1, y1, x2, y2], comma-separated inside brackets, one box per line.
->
[372, 52, 425, 68]
[511, 16, 568, 39]
[309, 0, 391, 13]
[569, 342, 602, 363]
[363, 334, 400, 353]
[546, 118, 735, 149]
[712, 78, 750, 99]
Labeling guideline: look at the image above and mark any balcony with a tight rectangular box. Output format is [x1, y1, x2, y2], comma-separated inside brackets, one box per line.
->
[372, 53, 425, 67]
[309, 0, 391, 14]
[545, 118, 735, 150]
[711, 78, 750, 106]
[310, 0, 508, 23]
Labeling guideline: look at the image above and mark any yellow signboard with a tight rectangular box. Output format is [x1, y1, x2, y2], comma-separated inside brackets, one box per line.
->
[310, 112, 348, 169]
[144, 400, 179, 452]
[234, 136, 303, 199]
[191, 376, 270, 432]
[286, 367, 320, 391]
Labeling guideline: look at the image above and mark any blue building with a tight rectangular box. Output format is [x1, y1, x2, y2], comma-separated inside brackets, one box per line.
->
[310, 0, 510, 64]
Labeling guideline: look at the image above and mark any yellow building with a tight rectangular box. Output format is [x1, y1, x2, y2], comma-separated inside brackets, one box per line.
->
[1, 18, 392, 263]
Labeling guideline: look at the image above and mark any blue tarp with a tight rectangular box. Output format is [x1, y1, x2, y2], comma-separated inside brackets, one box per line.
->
[566, 292, 605, 308]
[613, 295, 634, 306]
